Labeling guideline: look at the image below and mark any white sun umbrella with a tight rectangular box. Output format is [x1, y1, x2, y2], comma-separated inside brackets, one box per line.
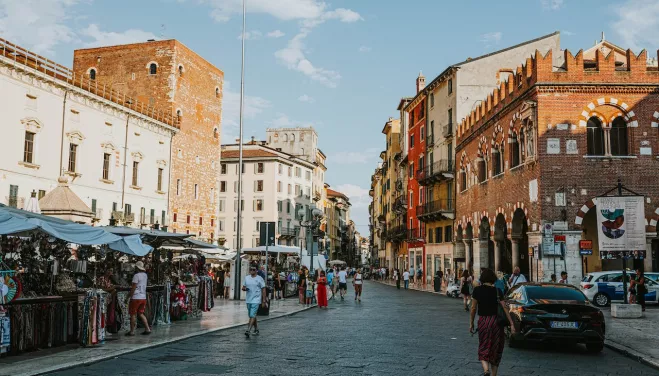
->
[23, 190, 41, 214]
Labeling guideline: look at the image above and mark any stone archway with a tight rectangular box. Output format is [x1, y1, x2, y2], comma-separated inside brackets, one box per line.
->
[494, 213, 509, 273]
[512, 208, 529, 277]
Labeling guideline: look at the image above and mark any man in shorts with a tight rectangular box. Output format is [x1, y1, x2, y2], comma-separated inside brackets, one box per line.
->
[338, 266, 348, 300]
[242, 264, 266, 337]
[125, 261, 151, 336]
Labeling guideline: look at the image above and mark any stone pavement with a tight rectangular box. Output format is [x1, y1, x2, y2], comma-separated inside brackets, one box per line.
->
[48, 281, 657, 375]
[0, 298, 312, 376]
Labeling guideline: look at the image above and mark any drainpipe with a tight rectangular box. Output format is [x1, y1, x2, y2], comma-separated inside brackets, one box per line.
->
[59, 91, 69, 176]
[121, 114, 130, 209]
[167, 130, 173, 229]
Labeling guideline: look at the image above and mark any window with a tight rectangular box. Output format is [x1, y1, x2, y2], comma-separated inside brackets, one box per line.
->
[218, 220, 224, 231]
[493, 148, 502, 176]
[125, 204, 132, 215]
[435, 227, 442, 243]
[254, 199, 264, 211]
[102, 153, 110, 180]
[178, 65, 184, 76]
[428, 121, 434, 143]
[255, 180, 264, 192]
[448, 108, 453, 131]
[156, 168, 164, 191]
[218, 181, 226, 192]
[409, 162, 414, 178]
[24, 131, 35, 163]
[295, 167, 301, 177]
[445, 226, 453, 242]
[215, 87, 220, 98]
[287, 201, 291, 213]
[219, 199, 225, 212]
[221, 163, 227, 174]
[610, 117, 628, 156]
[305, 171, 311, 180]
[176, 179, 181, 195]
[295, 184, 301, 196]
[89, 69, 96, 80]
[8, 185, 18, 208]
[132, 161, 139, 186]
[288, 184, 292, 194]
[187, 215, 191, 224]
[68, 144, 78, 172]
[477, 156, 487, 183]
[194, 184, 199, 200]
[277, 181, 282, 192]
[510, 133, 520, 168]
[420, 126, 425, 141]
[409, 191, 414, 207]
[587, 117, 605, 156]
[419, 101, 425, 119]
[410, 134, 415, 148]
[173, 212, 178, 223]
[150, 209, 155, 224]
[428, 228, 433, 243]
[256, 162, 264, 174]
[176, 110, 182, 123]
[419, 187, 423, 205]
[448, 78, 453, 94]
[277, 200, 282, 212]
[199, 216, 203, 226]
[278, 164, 283, 174]
[38, 190, 45, 200]
[149, 63, 157, 75]
[430, 93, 434, 107]
[288, 167, 292, 177]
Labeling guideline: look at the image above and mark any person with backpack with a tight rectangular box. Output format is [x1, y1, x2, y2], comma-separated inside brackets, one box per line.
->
[460, 269, 473, 312]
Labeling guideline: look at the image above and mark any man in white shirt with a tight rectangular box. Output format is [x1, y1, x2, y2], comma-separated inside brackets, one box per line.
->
[402, 270, 410, 290]
[242, 264, 266, 338]
[338, 267, 348, 300]
[508, 266, 528, 287]
[125, 261, 151, 336]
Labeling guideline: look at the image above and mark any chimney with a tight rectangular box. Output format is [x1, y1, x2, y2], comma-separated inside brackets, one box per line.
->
[250, 136, 256, 144]
[416, 71, 426, 93]
[235, 138, 240, 143]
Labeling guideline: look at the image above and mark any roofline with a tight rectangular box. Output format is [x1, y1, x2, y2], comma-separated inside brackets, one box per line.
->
[221, 143, 316, 168]
[397, 97, 413, 111]
[404, 31, 560, 110]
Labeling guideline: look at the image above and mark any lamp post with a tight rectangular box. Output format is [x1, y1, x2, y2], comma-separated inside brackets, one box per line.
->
[297, 207, 324, 278]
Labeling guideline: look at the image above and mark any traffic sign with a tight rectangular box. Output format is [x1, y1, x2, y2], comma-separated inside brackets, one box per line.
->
[544, 223, 553, 236]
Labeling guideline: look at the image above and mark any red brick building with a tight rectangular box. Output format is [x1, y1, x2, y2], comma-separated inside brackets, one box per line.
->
[455, 40, 659, 281]
[72, 40, 224, 241]
[406, 73, 428, 278]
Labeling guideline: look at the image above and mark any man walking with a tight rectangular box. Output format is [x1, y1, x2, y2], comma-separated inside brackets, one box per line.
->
[242, 264, 266, 338]
[338, 266, 348, 300]
[327, 268, 335, 300]
[403, 269, 410, 290]
[125, 261, 151, 336]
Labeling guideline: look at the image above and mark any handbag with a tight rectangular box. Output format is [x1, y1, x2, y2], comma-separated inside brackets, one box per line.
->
[496, 290, 510, 327]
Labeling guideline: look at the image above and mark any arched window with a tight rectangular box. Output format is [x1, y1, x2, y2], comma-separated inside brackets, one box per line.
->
[213, 127, 219, 139]
[510, 133, 520, 168]
[291, 134, 295, 142]
[477, 156, 486, 183]
[460, 170, 467, 191]
[178, 65, 184, 76]
[89, 69, 96, 80]
[176, 109, 182, 123]
[610, 117, 628, 156]
[519, 129, 526, 162]
[149, 63, 157, 75]
[493, 147, 502, 176]
[587, 117, 605, 156]
[283, 134, 288, 142]
[215, 87, 220, 98]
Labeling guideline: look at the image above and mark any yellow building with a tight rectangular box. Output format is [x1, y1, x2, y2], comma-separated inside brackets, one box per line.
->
[381, 118, 404, 269]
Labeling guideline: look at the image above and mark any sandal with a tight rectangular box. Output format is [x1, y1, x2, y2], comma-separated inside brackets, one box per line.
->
[125, 332, 135, 336]
[141, 331, 152, 335]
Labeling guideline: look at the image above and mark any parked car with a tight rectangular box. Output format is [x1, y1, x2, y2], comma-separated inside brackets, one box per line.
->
[580, 271, 659, 307]
[503, 283, 605, 353]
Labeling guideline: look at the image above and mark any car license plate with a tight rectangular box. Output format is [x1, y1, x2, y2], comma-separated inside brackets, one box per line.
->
[550, 321, 578, 329]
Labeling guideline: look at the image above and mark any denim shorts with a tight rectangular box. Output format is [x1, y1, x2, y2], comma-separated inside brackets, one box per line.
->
[246, 303, 259, 318]
[305, 290, 313, 298]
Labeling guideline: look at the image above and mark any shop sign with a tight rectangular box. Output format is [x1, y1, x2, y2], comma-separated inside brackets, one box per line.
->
[579, 240, 593, 249]
[554, 235, 566, 242]
[579, 249, 593, 256]
[593, 196, 645, 251]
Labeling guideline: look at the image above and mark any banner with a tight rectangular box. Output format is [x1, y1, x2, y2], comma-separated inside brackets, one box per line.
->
[594, 196, 645, 252]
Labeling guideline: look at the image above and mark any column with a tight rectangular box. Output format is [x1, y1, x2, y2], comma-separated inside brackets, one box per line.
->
[494, 240, 501, 273]
[473, 239, 489, 278]
[464, 239, 473, 271]
[512, 238, 520, 269]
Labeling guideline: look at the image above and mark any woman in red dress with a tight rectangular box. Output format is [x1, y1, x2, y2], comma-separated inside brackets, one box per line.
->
[316, 270, 328, 309]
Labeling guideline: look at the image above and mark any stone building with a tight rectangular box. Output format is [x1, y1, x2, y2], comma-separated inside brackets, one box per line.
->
[217, 141, 314, 249]
[369, 163, 384, 266]
[72, 39, 223, 242]
[455, 40, 659, 281]
[393, 97, 413, 271]
[380, 118, 402, 269]
[0, 37, 176, 227]
[326, 188, 351, 262]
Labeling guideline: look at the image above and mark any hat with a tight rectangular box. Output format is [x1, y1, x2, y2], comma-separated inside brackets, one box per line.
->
[135, 261, 146, 271]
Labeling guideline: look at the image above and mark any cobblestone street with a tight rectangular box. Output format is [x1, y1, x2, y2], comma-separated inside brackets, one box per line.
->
[50, 281, 658, 376]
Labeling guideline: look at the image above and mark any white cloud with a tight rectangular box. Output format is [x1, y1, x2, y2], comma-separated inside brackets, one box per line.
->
[331, 148, 379, 164]
[612, 0, 659, 51]
[206, 0, 326, 22]
[541, 0, 564, 10]
[267, 30, 285, 38]
[298, 94, 315, 103]
[481, 32, 502, 45]
[334, 183, 370, 208]
[237, 30, 263, 40]
[81, 24, 158, 47]
[275, 33, 342, 88]
[221, 81, 272, 129]
[0, 0, 79, 55]
[359, 46, 371, 53]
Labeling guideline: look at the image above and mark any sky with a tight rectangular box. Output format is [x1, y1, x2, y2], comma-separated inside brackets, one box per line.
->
[1, 0, 658, 236]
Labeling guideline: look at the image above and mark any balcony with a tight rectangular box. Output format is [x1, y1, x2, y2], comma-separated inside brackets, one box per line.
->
[442, 123, 453, 138]
[386, 225, 407, 242]
[313, 189, 321, 201]
[416, 199, 455, 222]
[426, 134, 435, 147]
[393, 196, 407, 214]
[417, 160, 455, 186]
[279, 228, 297, 238]
[407, 228, 423, 242]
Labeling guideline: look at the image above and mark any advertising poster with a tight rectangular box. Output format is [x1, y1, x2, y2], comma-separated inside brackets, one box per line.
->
[594, 196, 645, 253]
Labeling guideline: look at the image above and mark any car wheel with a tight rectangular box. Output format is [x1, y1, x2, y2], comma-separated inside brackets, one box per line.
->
[593, 293, 610, 307]
[586, 342, 604, 353]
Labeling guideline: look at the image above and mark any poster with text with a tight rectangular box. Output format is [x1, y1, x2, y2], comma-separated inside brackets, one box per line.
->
[594, 196, 645, 252]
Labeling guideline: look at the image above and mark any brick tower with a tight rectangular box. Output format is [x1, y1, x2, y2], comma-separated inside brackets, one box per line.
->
[72, 40, 223, 241]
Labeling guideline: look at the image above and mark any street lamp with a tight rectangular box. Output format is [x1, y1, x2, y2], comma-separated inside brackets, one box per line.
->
[297, 207, 324, 277]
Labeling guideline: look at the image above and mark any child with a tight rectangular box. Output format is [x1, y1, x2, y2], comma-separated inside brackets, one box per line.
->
[305, 274, 314, 307]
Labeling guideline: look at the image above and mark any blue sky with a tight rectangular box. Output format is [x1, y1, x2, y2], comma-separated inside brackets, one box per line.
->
[1, 0, 658, 235]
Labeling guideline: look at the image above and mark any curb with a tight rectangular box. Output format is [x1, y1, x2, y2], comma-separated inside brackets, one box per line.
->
[18, 304, 316, 376]
[604, 339, 659, 372]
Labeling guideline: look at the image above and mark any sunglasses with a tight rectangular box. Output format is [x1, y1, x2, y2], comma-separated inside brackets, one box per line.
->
[250, 268, 257, 271]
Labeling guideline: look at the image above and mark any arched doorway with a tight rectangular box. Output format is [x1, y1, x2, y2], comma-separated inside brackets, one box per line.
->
[512, 208, 529, 278]
[479, 216, 494, 271]
[494, 214, 510, 273]
[465, 222, 474, 271]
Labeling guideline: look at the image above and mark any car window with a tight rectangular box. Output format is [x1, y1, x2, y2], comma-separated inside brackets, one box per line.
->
[525, 286, 587, 303]
[582, 275, 593, 282]
[610, 273, 634, 283]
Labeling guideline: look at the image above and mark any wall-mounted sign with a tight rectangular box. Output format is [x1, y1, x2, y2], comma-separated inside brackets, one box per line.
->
[566, 140, 578, 154]
[640, 147, 652, 155]
[554, 235, 566, 242]
[547, 138, 560, 154]
[579, 249, 593, 256]
[579, 240, 593, 249]
[556, 123, 569, 130]
[593, 196, 646, 252]
[543, 223, 553, 235]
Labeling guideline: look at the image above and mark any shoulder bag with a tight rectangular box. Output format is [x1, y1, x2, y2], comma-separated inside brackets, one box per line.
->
[496, 288, 511, 327]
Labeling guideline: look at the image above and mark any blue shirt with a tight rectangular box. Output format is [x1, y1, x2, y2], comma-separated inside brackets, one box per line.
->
[327, 272, 334, 284]
[243, 275, 265, 304]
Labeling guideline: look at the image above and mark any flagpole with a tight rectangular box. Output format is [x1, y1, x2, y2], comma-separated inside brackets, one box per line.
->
[233, 0, 246, 300]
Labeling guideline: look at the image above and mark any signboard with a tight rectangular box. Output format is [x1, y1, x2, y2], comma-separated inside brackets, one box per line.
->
[554, 235, 566, 242]
[259, 222, 276, 247]
[593, 196, 645, 252]
[547, 138, 561, 154]
[580, 249, 593, 256]
[543, 223, 553, 236]
[579, 240, 593, 249]
[542, 236, 555, 255]
[566, 140, 578, 154]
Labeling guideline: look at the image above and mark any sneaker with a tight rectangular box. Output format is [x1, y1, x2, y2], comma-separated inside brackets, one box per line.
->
[244, 330, 250, 338]
[253, 329, 260, 335]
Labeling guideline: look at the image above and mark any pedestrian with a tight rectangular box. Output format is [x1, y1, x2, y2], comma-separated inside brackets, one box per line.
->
[508, 266, 527, 287]
[353, 268, 363, 302]
[550, 274, 557, 283]
[217, 267, 225, 299]
[298, 268, 306, 304]
[242, 264, 266, 337]
[559, 271, 568, 284]
[403, 269, 410, 289]
[445, 269, 454, 289]
[338, 266, 348, 300]
[416, 266, 423, 287]
[326, 268, 335, 299]
[460, 269, 473, 312]
[224, 271, 231, 299]
[317, 270, 328, 309]
[332, 268, 339, 298]
[470, 268, 507, 376]
[305, 270, 314, 307]
[632, 269, 647, 312]
[409, 266, 415, 285]
[274, 269, 282, 300]
[257, 265, 266, 280]
[394, 269, 401, 289]
[494, 271, 507, 296]
[385, 268, 390, 281]
[125, 261, 151, 336]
